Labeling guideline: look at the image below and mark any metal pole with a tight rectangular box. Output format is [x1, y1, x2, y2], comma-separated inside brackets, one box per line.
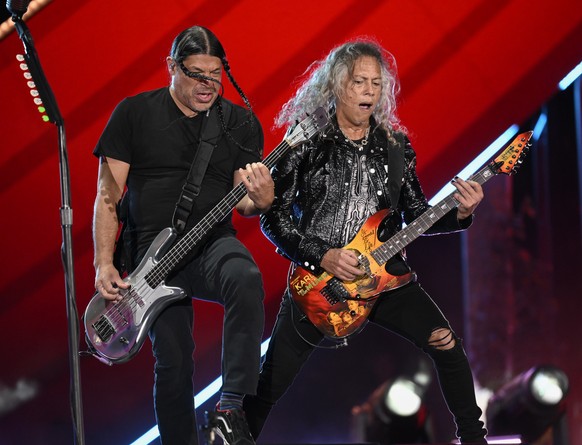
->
[12, 15, 85, 445]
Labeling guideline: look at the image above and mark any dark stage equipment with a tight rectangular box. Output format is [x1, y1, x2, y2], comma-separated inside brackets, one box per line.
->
[486, 365, 570, 445]
[351, 375, 434, 444]
[7, 2, 85, 444]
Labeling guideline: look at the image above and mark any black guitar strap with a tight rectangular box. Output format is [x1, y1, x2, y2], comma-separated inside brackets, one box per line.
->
[370, 129, 405, 211]
[386, 132, 406, 210]
[113, 100, 232, 273]
[172, 99, 232, 234]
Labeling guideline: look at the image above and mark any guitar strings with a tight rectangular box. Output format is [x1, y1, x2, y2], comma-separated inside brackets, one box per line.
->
[150, 115, 324, 281]
[93, 141, 296, 340]
[371, 167, 489, 265]
[95, 280, 152, 335]
[148, 138, 294, 285]
[93, 114, 325, 349]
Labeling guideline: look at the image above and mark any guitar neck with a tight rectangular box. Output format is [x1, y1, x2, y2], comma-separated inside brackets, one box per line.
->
[370, 161, 499, 265]
[145, 140, 293, 287]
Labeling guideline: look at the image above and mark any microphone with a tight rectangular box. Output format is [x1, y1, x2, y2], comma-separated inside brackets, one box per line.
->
[6, 0, 31, 19]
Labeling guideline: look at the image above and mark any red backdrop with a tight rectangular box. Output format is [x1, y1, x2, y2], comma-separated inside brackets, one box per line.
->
[0, 1, 581, 443]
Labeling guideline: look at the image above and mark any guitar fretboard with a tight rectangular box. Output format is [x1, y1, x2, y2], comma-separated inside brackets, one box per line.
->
[144, 110, 328, 288]
[370, 163, 497, 265]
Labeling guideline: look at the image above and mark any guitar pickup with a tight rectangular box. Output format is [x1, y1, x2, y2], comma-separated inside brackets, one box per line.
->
[92, 315, 116, 343]
[321, 286, 340, 305]
[322, 278, 351, 305]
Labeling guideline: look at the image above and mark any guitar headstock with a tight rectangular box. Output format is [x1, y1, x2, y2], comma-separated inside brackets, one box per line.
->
[491, 131, 533, 175]
[285, 107, 330, 147]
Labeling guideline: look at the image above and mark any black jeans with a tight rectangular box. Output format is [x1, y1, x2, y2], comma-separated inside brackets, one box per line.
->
[243, 281, 486, 443]
[149, 235, 265, 445]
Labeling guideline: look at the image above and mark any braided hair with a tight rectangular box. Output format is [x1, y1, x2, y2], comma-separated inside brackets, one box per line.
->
[169, 26, 258, 153]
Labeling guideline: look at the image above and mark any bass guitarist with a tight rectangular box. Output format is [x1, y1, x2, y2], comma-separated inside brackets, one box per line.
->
[242, 39, 488, 444]
[92, 26, 273, 445]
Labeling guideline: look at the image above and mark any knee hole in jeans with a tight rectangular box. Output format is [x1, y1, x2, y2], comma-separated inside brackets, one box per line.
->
[428, 327, 455, 351]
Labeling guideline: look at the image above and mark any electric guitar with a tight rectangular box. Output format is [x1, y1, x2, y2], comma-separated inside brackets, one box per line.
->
[84, 108, 329, 365]
[289, 131, 533, 340]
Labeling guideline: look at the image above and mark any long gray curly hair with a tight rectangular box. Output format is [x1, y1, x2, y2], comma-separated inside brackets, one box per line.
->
[275, 38, 406, 135]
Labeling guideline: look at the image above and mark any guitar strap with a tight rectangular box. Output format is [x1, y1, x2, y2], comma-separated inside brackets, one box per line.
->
[172, 99, 232, 234]
[113, 193, 130, 274]
[386, 132, 406, 210]
[371, 130, 405, 210]
[113, 99, 232, 273]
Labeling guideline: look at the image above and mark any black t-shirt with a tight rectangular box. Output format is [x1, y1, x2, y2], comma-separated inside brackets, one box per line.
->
[94, 87, 263, 261]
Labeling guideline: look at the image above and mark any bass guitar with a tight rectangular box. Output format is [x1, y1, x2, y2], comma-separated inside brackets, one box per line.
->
[84, 108, 329, 365]
[289, 131, 533, 340]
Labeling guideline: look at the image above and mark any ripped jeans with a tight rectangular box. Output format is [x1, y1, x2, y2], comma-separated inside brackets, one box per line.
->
[244, 281, 487, 443]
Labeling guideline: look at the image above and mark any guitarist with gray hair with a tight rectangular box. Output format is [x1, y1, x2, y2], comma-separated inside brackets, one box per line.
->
[243, 39, 488, 444]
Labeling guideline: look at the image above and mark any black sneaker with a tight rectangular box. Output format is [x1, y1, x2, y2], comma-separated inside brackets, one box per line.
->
[204, 404, 255, 445]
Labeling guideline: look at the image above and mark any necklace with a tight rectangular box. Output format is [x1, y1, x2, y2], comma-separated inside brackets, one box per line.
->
[341, 126, 370, 150]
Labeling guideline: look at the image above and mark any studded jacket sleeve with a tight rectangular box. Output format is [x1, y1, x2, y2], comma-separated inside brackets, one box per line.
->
[259, 142, 333, 273]
[260, 130, 473, 274]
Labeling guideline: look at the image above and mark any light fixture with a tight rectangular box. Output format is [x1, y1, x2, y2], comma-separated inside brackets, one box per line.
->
[486, 365, 569, 444]
[351, 373, 433, 445]
[428, 125, 519, 205]
[558, 60, 582, 91]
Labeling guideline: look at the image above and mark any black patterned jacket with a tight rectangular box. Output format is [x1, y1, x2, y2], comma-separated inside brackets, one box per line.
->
[260, 118, 472, 276]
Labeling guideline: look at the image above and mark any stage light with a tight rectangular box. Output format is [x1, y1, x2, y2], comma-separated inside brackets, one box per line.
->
[351, 374, 433, 445]
[486, 365, 569, 444]
[428, 125, 519, 205]
[558, 60, 582, 90]
[385, 377, 424, 417]
[532, 112, 548, 142]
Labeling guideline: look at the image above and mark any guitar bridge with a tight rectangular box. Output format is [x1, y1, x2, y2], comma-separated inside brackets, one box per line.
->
[92, 315, 116, 343]
[321, 278, 351, 305]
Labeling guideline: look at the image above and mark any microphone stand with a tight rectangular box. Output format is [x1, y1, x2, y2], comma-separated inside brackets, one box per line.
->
[11, 15, 86, 445]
